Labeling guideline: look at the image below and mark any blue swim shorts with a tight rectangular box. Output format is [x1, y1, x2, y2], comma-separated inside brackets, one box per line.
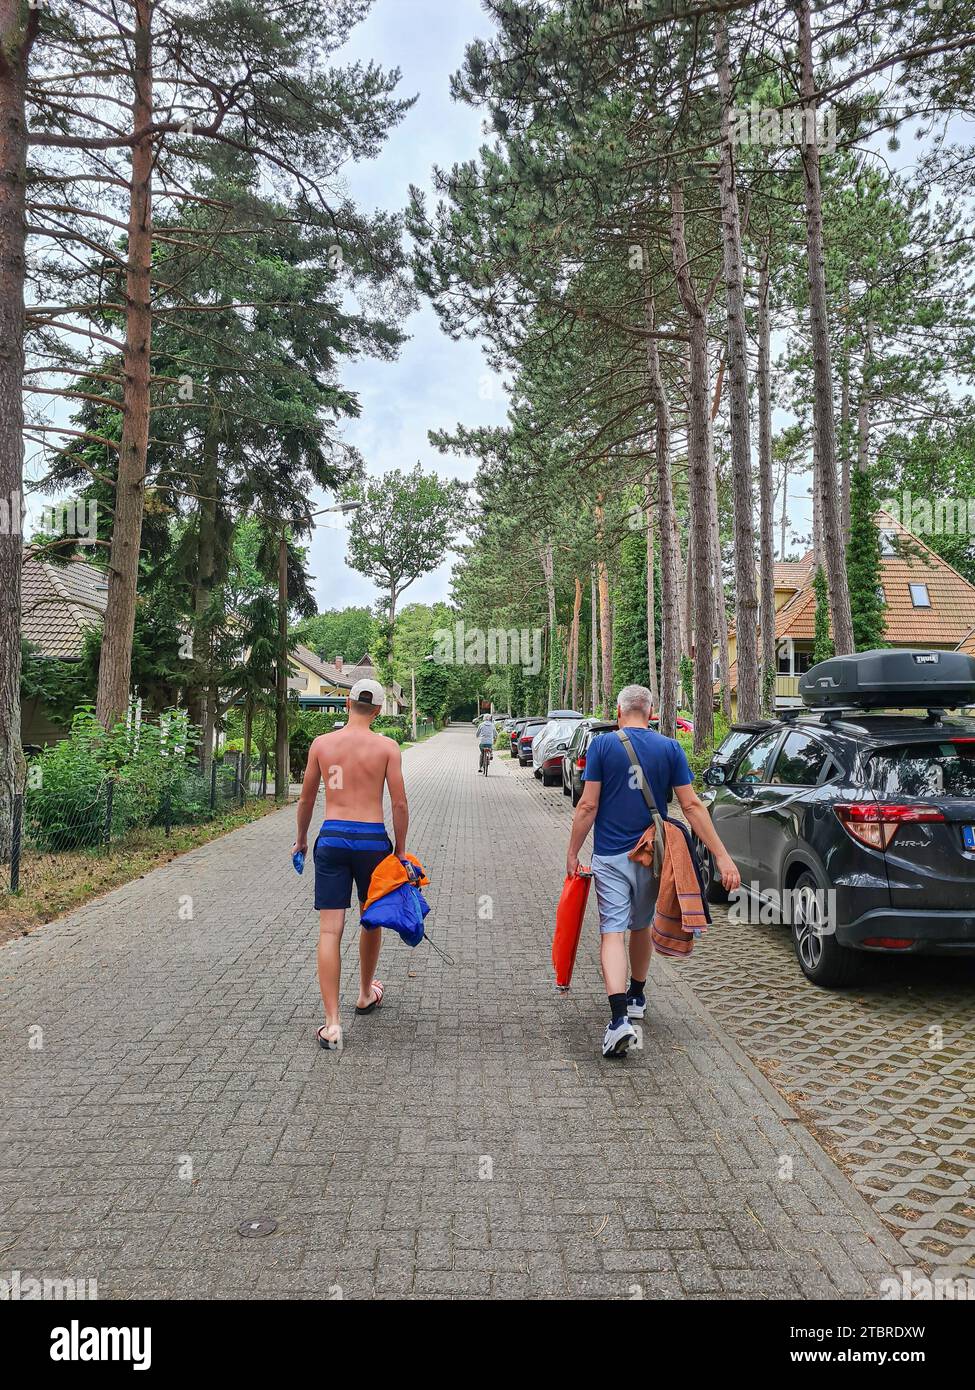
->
[591, 850, 658, 934]
[313, 820, 392, 911]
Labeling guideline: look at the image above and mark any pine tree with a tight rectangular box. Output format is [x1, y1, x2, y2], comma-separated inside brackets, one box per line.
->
[847, 468, 887, 650]
[812, 567, 835, 665]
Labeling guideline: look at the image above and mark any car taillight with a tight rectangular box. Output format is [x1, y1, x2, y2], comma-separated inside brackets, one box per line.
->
[834, 803, 945, 850]
[862, 936, 914, 949]
[576, 756, 586, 770]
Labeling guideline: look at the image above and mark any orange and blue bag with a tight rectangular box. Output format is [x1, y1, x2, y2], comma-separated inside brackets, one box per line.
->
[552, 868, 592, 990]
[361, 853, 430, 947]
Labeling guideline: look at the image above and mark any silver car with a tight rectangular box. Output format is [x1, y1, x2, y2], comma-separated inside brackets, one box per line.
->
[532, 716, 583, 785]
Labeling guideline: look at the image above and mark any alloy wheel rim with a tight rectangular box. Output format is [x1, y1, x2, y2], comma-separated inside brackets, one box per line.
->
[794, 884, 823, 969]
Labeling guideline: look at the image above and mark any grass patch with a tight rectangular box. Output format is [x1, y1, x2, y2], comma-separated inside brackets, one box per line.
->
[0, 796, 288, 947]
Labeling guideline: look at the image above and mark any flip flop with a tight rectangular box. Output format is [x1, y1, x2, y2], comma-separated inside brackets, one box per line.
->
[317, 1023, 343, 1051]
[355, 979, 385, 1015]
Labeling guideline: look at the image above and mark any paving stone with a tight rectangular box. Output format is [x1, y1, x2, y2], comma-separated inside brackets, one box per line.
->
[0, 725, 902, 1299]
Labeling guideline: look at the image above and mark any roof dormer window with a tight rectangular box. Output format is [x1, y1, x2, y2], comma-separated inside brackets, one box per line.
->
[909, 582, 931, 608]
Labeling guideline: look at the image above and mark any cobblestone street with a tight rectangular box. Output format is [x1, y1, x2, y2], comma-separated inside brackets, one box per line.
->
[0, 725, 913, 1299]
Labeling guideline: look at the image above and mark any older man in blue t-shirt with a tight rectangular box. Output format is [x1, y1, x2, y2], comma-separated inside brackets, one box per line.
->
[566, 684, 741, 1057]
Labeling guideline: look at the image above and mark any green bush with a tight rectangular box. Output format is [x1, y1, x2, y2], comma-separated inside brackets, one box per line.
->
[24, 707, 213, 847]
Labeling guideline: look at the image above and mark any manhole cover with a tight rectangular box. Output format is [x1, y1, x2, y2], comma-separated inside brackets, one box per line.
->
[238, 1218, 277, 1238]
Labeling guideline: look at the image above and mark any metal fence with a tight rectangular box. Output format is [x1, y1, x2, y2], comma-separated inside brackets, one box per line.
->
[3, 753, 269, 897]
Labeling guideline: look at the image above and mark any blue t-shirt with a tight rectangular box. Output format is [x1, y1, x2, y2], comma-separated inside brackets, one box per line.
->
[583, 728, 694, 856]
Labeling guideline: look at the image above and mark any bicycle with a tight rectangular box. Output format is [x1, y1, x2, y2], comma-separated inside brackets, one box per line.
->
[479, 744, 493, 776]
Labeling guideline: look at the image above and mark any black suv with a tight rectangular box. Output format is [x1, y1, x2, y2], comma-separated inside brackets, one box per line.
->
[698, 706, 975, 988]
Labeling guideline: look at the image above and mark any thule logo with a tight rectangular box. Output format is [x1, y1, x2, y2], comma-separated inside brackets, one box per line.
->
[913, 653, 939, 665]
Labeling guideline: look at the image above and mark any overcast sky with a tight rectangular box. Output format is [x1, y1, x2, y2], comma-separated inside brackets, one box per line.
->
[303, 0, 508, 614]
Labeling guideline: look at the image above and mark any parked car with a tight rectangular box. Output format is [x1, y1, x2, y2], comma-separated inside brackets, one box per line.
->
[508, 717, 531, 756]
[696, 649, 975, 988]
[517, 717, 547, 766]
[532, 715, 585, 785]
[561, 718, 618, 804]
[650, 714, 695, 734]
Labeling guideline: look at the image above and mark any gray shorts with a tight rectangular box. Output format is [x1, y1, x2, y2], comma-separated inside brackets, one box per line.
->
[591, 850, 658, 935]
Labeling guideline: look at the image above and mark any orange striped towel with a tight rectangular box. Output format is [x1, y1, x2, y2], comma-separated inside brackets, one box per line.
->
[647, 818, 710, 958]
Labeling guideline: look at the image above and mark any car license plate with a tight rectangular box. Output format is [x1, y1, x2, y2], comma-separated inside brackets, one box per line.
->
[964, 825, 975, 850]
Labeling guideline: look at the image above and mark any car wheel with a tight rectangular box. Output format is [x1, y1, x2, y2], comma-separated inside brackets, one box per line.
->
[571, 785, 581, 807]
[542, 768, 557, 787]
[791, 870, 861, 988]
[694, 836, 728, 905]
[562, 777, 571, 796]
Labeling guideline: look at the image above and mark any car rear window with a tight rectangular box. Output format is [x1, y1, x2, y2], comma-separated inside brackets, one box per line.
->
[718, 729, 759, 763]
[868, 741, 975, 798]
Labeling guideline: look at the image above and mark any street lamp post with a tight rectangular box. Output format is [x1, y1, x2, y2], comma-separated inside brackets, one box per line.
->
[274, 500, 362, 800]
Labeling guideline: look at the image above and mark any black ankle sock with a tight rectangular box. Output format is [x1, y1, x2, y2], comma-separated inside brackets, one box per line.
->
[629, 976, 646, 998]
[609, 993, 628, 1023]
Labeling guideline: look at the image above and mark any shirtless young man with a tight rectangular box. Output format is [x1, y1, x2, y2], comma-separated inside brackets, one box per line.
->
[293, 678, 409, 1051]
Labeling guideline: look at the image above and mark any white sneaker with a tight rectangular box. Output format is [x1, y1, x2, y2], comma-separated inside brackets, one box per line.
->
[602, 1017, 637, 1057]
[626, 993, 647, 1020]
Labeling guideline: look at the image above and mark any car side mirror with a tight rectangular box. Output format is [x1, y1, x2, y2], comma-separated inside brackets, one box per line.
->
[704, 766, 726, 787]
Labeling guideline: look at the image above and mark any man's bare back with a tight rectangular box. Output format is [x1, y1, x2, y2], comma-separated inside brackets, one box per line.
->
[310, 725, 399, 824]
[295, 706, 409, 860]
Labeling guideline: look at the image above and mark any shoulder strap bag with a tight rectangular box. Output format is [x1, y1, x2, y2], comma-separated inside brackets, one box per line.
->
[616, 729, 666, 877]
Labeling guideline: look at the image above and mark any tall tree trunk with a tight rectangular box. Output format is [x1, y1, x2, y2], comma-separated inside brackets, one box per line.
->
[96, 0, 154, 725]
[569, 575, 582, 711]
[812, 417, 817, 564]
[644, 485, 659, 708]
[779, 454, 790, 562]
[275, 528, 289, 799]
[538, 540, 556, 709]
[0, 1, 38, 853]
[671, 182, 716, 753]
[644, 284, 678, 734]
[797, 0, 854, 653]
[595, 502, 613, 715]
[717, 17, 760, 723]
[590, 565, 599, 715]
[757, 255, 777, 718]
[681, 523, 693, 663]
[709, 449, 732, 721]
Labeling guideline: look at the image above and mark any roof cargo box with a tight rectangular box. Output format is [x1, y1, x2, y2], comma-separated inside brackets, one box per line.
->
[799, 648, 975, 710]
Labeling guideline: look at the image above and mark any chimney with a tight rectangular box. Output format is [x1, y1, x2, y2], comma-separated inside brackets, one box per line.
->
[334, 656, 343, 674]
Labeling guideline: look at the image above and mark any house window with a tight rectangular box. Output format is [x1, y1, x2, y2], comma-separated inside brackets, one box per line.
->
[793, 648, 814, 674]
[879, 529, 897, 556]
[776, 642, 792, 675]
[877, 585, 886, 606]
[909, 583, 931, 608]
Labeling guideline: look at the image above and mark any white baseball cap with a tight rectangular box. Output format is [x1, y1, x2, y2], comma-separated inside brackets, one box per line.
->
[350, 678, 384, 708]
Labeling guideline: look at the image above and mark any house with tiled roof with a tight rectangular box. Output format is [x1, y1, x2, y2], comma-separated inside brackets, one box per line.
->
[723, 511, 975, 715]
[21, 556, 110, 744]
[287, 645, 406, 716]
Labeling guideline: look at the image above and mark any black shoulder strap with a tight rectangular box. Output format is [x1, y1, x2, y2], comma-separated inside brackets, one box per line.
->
[616, 729, 657, 813]
[616, 729, 666, 877]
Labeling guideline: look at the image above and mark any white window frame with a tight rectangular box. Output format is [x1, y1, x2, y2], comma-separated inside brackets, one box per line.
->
[909, 582, 931, 608]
